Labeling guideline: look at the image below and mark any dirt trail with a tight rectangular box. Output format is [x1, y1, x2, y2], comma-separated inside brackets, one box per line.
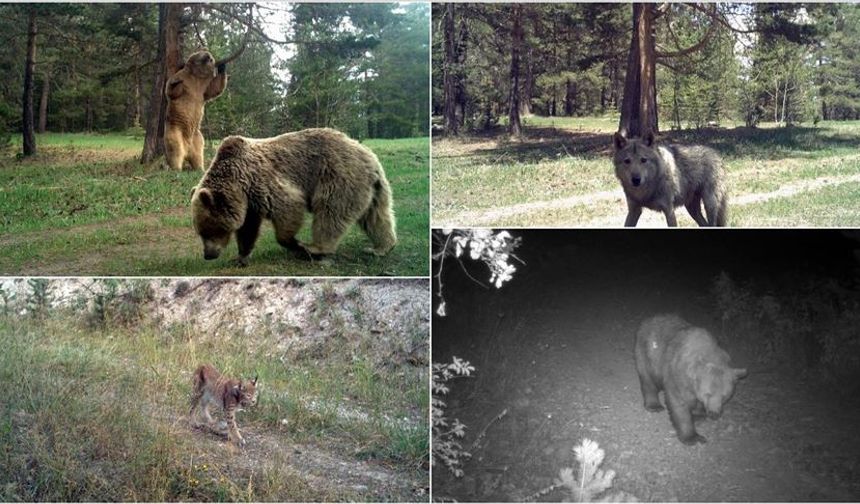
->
[173, 415, 425, 502]
[439, 172, 860, 227]
[433, 252, 860, 502]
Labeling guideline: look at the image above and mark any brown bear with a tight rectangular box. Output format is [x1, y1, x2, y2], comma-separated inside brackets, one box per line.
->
[190, 128, 397, 266]
[164, 50, 228, 171]
[634, 314, 746, 445]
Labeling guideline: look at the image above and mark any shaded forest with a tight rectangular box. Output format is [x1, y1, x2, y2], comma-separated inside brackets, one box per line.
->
[432, 3, 860, 136]
[0, 3, 429, 157]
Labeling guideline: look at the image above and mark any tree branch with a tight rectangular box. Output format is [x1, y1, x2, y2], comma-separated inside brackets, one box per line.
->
[655, 4, 719, 59]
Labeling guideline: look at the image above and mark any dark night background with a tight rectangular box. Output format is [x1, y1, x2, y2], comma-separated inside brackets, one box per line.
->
[432, 229, 860, 502]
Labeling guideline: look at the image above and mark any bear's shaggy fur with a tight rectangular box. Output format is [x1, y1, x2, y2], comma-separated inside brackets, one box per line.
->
[634, 314, 747, 445]
[164, 50, 227, 171]
[190, 128, 397, 265]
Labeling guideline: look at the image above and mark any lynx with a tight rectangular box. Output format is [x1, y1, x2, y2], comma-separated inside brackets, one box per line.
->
[189, 364, 258, 447]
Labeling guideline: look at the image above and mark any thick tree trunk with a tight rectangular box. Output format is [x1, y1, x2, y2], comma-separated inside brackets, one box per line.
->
[22, 8, 37, 156]
[442, 3, 458, 136]
[618, 3, 658, 137]
[521, 45, 533, 116]
[141, 3, 183, 164]
[38, 70, 49, 133]
[508, 4, 523, 138]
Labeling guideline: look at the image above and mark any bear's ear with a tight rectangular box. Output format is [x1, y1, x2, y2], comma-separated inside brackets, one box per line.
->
[613, 131, 627, 150]
[643, 130, 656, 147]
[197, 187, 215, 208]
[733, 368, 748, 380]
[189, 185, 198, 201]
[217, 136, 246, 158]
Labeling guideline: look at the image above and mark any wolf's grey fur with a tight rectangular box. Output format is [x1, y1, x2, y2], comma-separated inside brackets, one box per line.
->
[612, 131, 728, 227]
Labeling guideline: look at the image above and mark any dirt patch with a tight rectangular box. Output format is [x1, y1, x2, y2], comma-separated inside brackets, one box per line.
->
[182, 417, 426, 501]
[438, 172, 860, 228]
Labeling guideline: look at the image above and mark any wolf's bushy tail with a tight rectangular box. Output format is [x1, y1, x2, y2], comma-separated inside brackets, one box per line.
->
[359, 168, 397, 255]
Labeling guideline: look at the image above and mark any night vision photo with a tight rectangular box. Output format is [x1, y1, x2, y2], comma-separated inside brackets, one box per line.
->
[432, 228, 860, 502]
[0, 3, 430, 276]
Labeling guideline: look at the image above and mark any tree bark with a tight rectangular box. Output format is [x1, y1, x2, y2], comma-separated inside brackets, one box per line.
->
[618, 3, 658, 137]
[141, 3, 183, 164]
[22, 8, 37, 156]
[38, 70, 49, 134]
[442, 3, 458, 136]
[508, 4, 523, 138]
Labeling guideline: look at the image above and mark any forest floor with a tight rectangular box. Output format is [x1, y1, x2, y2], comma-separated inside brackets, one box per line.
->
[0, 133, 428, 276]
[0, 278, 429, 502]
[432, 241, 860, 502]
[432, 117, 860, 227]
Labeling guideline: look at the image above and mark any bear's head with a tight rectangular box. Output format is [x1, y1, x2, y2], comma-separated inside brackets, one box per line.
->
[190, 186, 243, 260]
[696, 363, 747, 419]
[182, 50, 218, 80]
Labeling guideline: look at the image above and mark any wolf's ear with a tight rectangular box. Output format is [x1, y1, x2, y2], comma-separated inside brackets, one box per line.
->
[643, 130, 656, 147]
[613, 131, 627, 150]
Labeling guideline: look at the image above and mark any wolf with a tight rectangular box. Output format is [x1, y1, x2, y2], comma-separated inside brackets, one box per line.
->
[612, 131, 728, 227]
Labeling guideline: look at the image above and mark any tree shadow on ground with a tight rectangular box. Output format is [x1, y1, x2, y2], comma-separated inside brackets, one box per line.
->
[665, 125, 860, 160]
[436, 123, 860, 165]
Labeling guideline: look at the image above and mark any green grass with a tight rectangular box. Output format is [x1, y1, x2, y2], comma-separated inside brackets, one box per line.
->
[0, 133, 428, 276]
[432, 117, 860, 227]
[0, 297, 427, 501]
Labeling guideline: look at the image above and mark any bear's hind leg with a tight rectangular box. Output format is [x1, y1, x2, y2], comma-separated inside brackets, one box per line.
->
[164, 130, 186, 171]
[305, 211, 351, 256]
[189, 130, 205, 171]
[666, 394, 706, 445]
[235, 212, 263, 266]
[639, 375, 664, 412]
[358, 179, 396, 255]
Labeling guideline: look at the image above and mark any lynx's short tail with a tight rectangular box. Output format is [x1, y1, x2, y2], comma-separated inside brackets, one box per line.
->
[359, 171, 397, 255]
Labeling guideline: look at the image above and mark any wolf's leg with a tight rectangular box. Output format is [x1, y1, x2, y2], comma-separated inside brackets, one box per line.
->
[624, 200, 642, 227]
[685, 199, 709, 227]
[663, 207, 678, 227]
[703, 191, 724, 227]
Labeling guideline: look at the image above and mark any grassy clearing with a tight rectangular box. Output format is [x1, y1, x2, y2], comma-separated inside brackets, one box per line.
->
[432, 118, 860, 227]
[0, 291, 427, 501]
[0, 133, 428, 276]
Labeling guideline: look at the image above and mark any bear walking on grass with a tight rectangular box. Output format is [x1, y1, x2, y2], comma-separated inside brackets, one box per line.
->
[191, 128, 396, 266]
[634, 314, 747, 445]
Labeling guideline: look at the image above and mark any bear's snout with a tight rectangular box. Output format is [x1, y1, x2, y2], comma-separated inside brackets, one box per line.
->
[204, 250, 221, 260]
[631, 173, 642, 187]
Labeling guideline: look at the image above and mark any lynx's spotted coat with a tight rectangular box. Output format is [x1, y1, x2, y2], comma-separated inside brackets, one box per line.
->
[189, 364, 258, 447]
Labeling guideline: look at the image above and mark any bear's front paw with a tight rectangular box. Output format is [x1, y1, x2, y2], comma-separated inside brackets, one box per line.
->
[232, 256, 250, 267]
[645, 403, 665, 413]
[680, 433, 707, 445]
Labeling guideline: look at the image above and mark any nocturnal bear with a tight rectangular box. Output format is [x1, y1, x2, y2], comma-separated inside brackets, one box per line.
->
[164, 50, 228, 171]
[634, 314, 746, 445]
[190, 128, 397, 265]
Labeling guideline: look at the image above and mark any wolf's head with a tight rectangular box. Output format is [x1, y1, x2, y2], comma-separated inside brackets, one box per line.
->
[612, 131, 661, 189]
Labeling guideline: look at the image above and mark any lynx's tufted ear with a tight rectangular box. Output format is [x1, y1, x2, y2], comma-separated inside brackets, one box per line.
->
[251, 373, 258, 386]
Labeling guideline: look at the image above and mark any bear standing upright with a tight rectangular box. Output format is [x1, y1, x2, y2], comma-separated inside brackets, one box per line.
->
[634, 314, 746, 445]
[190, 128, 396, 265]
[164, 50, 228, 171]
